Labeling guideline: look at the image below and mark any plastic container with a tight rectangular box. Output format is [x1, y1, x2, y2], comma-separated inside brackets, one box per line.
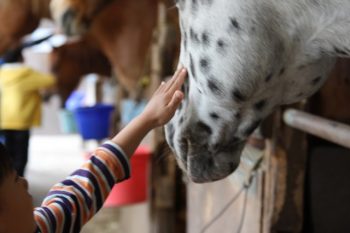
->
[74, 104, 114, 140]
[58, 109, 78, 133]
[104, 146, 151, 207]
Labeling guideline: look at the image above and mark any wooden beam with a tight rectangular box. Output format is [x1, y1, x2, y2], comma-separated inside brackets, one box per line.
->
[284, 109, 350, 149]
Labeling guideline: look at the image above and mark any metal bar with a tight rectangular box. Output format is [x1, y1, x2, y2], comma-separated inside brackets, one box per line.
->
[283, 109, 350, 149]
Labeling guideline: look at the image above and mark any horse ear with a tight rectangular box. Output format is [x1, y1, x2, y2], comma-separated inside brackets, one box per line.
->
[311, 18, 350, 58]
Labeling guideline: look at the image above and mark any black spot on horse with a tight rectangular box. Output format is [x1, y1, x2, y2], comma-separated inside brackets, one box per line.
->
[230, 17, 240, 31]
[279, 67, 285, 76]
[210, 112, 220, 120]
[207, 77, 224, 96]
[179, 116, 184, 125]
[254, 99, 267, 111]
[243, 120, 261, 136]
[207, 80, 219, 94]
[232, 89, 246, 102]
[190, 28, 200, 44]
[197, 121, 212, 135]
[216, 39, 227, 55]
[186, 79, 190, 95]
[265, 73, 273, 82]
[234, 112, 241, 119]
[217, 39, 225, 48]
[311, 76, 322, 85]
[200, 57, 210, 72]
[189, 54, 196, 80]
[202, 32, 210, 46]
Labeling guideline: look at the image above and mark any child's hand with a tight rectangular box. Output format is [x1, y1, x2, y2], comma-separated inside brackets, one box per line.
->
[140, 68, 187, 128]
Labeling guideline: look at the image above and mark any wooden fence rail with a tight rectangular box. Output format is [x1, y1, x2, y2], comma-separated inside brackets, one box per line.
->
[283, 109, 350, 149]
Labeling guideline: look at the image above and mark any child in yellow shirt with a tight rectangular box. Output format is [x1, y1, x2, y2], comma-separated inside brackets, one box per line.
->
[0, 48, 55, 176]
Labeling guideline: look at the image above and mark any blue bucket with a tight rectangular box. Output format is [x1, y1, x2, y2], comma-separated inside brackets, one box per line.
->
[74, 104, 115, 140]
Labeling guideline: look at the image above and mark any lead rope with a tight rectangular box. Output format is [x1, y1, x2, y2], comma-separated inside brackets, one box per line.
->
[199, 157, 263, 233]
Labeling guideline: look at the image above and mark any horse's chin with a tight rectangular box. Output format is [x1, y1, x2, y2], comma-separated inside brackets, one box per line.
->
[177, 151, 242, 183]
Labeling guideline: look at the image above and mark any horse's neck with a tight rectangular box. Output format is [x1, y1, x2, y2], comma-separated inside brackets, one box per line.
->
[31, 0, 51, 19]
[265, 0, 350, 60]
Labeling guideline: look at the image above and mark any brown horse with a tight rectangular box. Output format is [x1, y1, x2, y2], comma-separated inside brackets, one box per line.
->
[0, 0, 51, 54]
[0, 0, 112, 105]
[50, 0, 114, 35]
[50, 0, 159, 97]
[49, 36, 112, 105]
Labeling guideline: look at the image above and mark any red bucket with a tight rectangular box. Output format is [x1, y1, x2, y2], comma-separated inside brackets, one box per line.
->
[104, 146, 151, 207]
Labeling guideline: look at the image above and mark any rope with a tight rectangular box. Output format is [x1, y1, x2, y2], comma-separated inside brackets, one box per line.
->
[199, 170, 258, 233]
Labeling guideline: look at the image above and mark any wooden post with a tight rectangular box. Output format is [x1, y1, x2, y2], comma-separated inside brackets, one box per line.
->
[149, 2, 186, 233]
[263, 104, 308, 233]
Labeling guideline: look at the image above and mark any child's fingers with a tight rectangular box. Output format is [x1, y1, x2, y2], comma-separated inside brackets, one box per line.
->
[155, 80, 167, 93]
[167, 69, 187, 94]
[164, 68, 184, 92]
[167, 90, 184, 109]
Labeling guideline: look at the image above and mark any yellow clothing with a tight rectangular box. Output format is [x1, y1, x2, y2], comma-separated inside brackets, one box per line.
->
[0, 64, 55, 130]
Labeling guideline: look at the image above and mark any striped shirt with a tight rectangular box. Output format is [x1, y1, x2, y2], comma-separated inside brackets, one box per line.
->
[33, 141, 130, 233]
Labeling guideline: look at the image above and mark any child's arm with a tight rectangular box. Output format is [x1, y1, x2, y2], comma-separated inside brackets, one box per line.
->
[33, 68, 187, 233]
[111, 68, 187, 158]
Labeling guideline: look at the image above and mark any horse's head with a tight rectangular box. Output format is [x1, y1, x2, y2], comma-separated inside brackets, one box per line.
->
[49, 37, 111, 105]
[50, 0, 112, 35]
[166, 0, 350, 183]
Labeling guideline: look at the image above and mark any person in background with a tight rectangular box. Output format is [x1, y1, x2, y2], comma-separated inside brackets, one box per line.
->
[0, 45, 56, 177]
[0, 68, 187, 233]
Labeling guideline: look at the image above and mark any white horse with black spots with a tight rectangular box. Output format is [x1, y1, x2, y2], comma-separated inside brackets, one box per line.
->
[165, 0, 350, 183]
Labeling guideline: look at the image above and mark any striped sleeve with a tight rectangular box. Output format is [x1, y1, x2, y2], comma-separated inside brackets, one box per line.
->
[33, 141, 130, 233]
